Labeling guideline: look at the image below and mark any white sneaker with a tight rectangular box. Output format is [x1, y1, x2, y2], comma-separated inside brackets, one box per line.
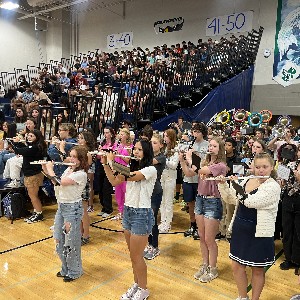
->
[5, 179, 21, 188]
[131, 288, 149, 300]
[102, 212, 112, 218]
[143, 245, 152, 257]
[159, 222, 171, 233]
[120, 283, 139, 300]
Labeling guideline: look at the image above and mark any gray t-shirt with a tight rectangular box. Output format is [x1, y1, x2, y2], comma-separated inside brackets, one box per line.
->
[184, 139, 209, 184]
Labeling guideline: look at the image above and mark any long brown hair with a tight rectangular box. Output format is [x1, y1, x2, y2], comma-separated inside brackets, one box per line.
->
[202, 137, 226, 167]
[164, 128, 176, 158]
[71, 146, 89, 172]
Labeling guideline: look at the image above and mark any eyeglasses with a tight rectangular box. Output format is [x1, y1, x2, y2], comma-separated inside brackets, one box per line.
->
[58, 129, 67, 132]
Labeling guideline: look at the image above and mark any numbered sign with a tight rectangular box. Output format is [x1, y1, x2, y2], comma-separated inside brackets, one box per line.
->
[107, 32, 133, 49]
[206, 11, 253, 36]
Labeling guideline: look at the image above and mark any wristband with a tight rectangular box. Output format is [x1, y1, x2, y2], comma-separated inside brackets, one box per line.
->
[102, 163, 109, 166]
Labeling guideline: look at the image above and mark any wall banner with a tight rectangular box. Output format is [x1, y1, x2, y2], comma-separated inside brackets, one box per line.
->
[154, 17, 184, 34]
[273, 0, 300, 87]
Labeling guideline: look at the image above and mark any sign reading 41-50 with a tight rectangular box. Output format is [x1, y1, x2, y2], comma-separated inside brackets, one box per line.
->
[206, 11, 253, 36]
[107, 32, 133, 49]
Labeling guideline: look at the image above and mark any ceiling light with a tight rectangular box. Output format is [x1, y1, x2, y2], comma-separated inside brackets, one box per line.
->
[0, 2, 20, 10]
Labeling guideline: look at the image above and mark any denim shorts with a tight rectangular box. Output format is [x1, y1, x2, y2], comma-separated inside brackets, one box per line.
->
[194, 195, 223, 220]
[182, 182, 198, 203]
[122, 206, 155, 235]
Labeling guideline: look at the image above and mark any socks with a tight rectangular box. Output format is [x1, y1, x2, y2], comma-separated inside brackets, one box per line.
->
[175, 192, 180, 200]
[191, 221, 197, 229]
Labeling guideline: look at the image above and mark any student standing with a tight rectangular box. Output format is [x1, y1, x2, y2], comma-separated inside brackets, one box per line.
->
[218, 152, 281, 300]
[43, 146, 88, 282]
[180, 137, 227, 282]
[101, 138, 156, 300]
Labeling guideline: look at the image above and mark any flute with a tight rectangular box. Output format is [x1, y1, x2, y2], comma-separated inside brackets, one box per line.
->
[6, 138, 26, 143]
[89, 151, 141, 160]
[45, 139, 79, 145]
[30, 161, 76, 166]
[205, 175, 270, 181]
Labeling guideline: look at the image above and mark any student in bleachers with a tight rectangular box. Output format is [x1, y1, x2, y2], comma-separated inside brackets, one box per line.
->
[28, 108, 40, 123]
[53, 113, 67, 137]
[4, 117, 37, 188]
[14, 107, 27, 133]
[30, 84, 52, 110]
[0, 122, 16, 176]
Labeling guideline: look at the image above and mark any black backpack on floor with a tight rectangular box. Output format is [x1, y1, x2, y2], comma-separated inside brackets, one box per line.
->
[2, 192, 29, 224]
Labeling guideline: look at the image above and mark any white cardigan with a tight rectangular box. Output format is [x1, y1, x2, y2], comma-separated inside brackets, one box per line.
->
[218, 178, 281, 237]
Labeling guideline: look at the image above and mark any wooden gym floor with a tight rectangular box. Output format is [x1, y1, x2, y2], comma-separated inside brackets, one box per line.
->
[0, 196, 299, 300]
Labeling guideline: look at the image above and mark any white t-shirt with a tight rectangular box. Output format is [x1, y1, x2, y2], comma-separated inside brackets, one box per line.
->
[55, 169, 87, 203]
[125, 166, 157, 208]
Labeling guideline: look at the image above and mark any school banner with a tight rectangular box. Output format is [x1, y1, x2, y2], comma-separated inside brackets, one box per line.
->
[154, 17, 184, 34]
[273, 0, 300, 87]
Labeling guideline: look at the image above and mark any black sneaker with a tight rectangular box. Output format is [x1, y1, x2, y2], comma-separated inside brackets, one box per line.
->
[184, 227, 194, 237]
[24, 212, 36, 222]
[215, 232, 226, 241]
[27, 213, 44, 224]
[81, 237, 90, 245]
[193, 230, 200, 240]
[280, 260, 299, 270]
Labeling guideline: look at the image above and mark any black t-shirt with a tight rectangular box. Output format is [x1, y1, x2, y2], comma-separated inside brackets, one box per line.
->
[152, 152, 166, 195]
[13, 143, 45, 176]
[226, 153, 241, 176]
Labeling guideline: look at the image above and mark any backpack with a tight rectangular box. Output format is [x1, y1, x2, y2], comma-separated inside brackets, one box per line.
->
[1, 192, 29, 224]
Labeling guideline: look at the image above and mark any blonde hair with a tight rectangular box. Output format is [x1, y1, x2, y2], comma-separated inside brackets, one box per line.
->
[254, 152, 277, 179]
[59, 123, 77, 138]
[152, 132, 164, 153]
[119, 127, 131, 145]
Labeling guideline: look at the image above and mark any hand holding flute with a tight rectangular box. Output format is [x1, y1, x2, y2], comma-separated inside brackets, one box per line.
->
[205, 175, 270, 182]
[31, 160, 76, 166]
[89, 150, 141, 160]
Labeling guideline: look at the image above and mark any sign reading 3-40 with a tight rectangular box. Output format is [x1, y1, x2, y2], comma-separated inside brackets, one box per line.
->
[107, 32, 133, 49]
[206, 11, 253, 36]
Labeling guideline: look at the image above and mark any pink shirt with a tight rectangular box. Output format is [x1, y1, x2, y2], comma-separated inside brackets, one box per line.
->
[114, 143, 133, 166]
[198, 162, 227, 198]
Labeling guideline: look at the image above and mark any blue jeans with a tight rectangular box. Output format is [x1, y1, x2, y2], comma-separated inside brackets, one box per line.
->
[0, 151, 15, 176]
[195, 195, 223, 221]
[53, 201, 84, 279]
[122, 206, 154, 235]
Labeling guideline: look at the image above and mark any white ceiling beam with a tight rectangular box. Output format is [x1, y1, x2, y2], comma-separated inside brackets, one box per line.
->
[15, 7, 51, 22]
[17, 0, 89, 20]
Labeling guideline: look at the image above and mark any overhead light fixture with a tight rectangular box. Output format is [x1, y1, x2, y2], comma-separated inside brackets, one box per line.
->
[0, 1, 20, 10]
